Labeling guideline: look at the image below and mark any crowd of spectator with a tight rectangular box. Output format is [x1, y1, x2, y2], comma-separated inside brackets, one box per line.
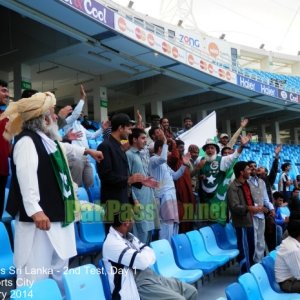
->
[2, 79, 300, 298]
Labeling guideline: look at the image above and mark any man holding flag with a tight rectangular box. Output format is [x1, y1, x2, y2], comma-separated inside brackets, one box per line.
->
[1, 92, 103, 293]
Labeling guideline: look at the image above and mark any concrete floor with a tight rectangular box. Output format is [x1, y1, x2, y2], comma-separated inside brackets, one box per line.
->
[197, 262, 239, 300]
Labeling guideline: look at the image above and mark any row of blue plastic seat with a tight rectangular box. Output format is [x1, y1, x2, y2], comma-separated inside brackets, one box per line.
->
[149, 225, 239, 284]
[225, 252, 300, 300]
[11, 264, 108, 300]
[0, 217, 107, 279]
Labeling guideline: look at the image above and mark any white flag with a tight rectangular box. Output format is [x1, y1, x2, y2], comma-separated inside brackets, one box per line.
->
[177, 111, 217, 153]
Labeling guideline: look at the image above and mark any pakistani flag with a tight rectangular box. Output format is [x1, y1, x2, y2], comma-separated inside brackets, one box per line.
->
[48, 141, 76, 226]
[209, 157, 238, 225]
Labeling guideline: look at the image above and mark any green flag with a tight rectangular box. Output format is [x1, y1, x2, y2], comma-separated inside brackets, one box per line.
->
[209, 157, 238, 225]
[48, 141, 76, 226]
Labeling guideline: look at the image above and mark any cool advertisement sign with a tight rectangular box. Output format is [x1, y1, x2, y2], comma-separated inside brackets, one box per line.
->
[237, 75, 278, 98]
[278, 89, 299, 103]
[58, 0, 115, 29]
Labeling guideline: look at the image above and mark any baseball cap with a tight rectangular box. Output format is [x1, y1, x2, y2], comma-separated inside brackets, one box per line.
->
[111, 113, 135, 129]
[220, 133, 229, 138]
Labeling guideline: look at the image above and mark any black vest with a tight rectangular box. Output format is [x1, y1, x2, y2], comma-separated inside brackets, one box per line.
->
[7, 130, 65, 222]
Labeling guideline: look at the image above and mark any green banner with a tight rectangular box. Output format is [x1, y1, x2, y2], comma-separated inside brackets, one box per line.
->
[21, 80, 32, 90]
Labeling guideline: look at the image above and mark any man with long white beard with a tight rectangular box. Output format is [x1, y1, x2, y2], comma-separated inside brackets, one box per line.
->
[195, 136, 250, 207]
[0, 92, 103, 294]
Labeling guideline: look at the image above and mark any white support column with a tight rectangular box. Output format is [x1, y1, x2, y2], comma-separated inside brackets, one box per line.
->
[150, 100, 163, 117]
[226, 119, 231, 137]
[261, 124, 267, 142]
[260, 56, 271, 71]
[274, 121, 280, 144]
[294, 128, 300, 145]
[292, 62, 300, 74]
[196, 109, 207, 122]
[92, 79, 107, 122]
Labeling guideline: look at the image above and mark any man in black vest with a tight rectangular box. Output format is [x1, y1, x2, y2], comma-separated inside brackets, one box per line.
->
[1, 92, 103, 293]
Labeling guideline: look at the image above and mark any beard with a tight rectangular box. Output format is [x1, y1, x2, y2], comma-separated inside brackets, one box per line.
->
[44, 118, 62, 141]
[205, 153, 217, 162]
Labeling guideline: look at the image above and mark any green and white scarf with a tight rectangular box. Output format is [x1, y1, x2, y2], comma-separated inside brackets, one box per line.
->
[38, 132, 76, 227]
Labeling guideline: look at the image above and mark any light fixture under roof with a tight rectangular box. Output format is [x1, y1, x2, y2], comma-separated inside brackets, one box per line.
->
[177, 20, 183, 27]
[36, 65, 59, 74]
[219, 33, 226, 40]
[128, 1, 134, 8]
[88, 51, 112, 62]
[74, 78, 94, 86]
[120, 63, 139, 72]
[259, 43, 265, 49]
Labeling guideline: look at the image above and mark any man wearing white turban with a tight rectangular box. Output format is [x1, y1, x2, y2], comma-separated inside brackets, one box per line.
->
[1, 92, 103, 294]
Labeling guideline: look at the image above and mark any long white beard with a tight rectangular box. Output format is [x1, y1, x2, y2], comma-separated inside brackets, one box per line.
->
[45, 120, 62, 141]
[205, 153, 217, 162]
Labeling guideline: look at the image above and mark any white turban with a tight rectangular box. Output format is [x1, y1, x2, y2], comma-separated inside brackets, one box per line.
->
[0, 92, 56, 141]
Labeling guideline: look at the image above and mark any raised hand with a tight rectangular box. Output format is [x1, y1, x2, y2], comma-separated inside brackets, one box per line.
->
[240, 133, 252, 146]
[58, 105, 72, 119]
[182, 152, 191, 166]
[241, 118, 249, 128]
[80, 84, 87, 101]
[274, 144, 282, 157]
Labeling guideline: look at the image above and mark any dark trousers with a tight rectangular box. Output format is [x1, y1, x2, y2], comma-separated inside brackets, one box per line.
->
[0, 175, 7, 219]
[279, 278, 300, 293]
[235, 226, 255, 274]
[264, 214, 276, 251]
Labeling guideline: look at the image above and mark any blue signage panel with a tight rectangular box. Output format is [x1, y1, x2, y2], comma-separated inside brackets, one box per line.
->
[58, 0, 115, 29]
[278, 89, 299, 103]
[237, 75, 278, 98]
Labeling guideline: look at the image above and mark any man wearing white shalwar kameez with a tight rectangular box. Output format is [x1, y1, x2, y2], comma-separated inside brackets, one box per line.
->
[0, 92, 103, 293]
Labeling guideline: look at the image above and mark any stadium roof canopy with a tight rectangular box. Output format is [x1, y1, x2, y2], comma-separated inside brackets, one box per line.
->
[112, 0, 300, 56]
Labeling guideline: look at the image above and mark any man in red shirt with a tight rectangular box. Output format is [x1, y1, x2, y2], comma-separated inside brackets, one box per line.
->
[0, 79, 11, 219]
[227, 161, 265, 273]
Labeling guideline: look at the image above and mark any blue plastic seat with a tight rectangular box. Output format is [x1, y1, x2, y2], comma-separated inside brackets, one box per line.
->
[225, 282, 247, 300]
[210, 223, 237, 250]
[269, 249, 277, 260]
[2, 188, 12, 222]
[225, 222, 237, 247]
[186, 230, 229, 267]
[63, 264, 106, 300]
[199, 227, 239, 259]
[261, 256, 281, 293]
[87, 163, 101, 203]
[171, 234, 218, 275]
[250, 263, 300, 300]
[79, 211, 106, 248]
[5, 174, 11, 189]
[150, 239, 203, 283]
[77, 187, 90, 202]
[238, 272, 263, 300]
[11, 219, 15, 239]
[10, 278, 62, 300]
[74, 222, 101, 261]
[0, 221, 15, 278]
[98, 259, 112, 300]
